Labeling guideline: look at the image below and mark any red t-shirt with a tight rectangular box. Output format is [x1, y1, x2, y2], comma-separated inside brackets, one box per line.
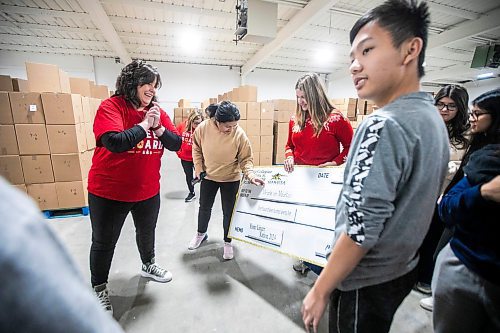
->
[88, 96, 178, 202]
[285, 111, 353, 166]
[176, 122, 194, 162]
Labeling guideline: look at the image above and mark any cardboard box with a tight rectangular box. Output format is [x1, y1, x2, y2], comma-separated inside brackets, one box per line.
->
[260, 119, 273, 136]
[81, 96, 92, 123]
[9, 92, 45, 124]
[91, 84, 109, 100]
[273, 99, 295, 111]
[259, 151, 272, 166]
[12, 78, 29, 92]
[247, 135, 260, 152]
[246, 119, 260, 136]
[182, 108, 192, 118]
[0, 75, 13, 91]
[246, 102, 260, 120]
[20, 155, 54, 184]
[238, 120, 247, 133]
[51, 153, 88, 182]
[274, 122, 289, 138]
[357, 99, 368, 115]
[273, 152, 285, 165]
[0, 155, 24, 184]
[260, 135, 273, 152]
[252, 153, 260, 166]
[232, 87, 241, 102]
[274, 110, 292, 123]
[13, 184, 27, 193]
[274, 137, 288, 153]
[89, 98, 101, 122]
[46, 124, 87, 154]
[84, 122, 96, 150]
[174, 117, 183, 126]
[238, 85, 257, 102]
[15, 124, 50, 155]
[42, 93, 84, 124]
[0, 92, 13, 125]
[69, 77, 91, 97]
[233, 102, 247, 120]
[178, 99, 190, 108]
[56, 180, 88, 209]
[27, 182, 59, 210]
[0, 125, 19, 155]
[260, 102, 274, 120]
[174, 108, 183, 118]
[26, 62, 71, 93]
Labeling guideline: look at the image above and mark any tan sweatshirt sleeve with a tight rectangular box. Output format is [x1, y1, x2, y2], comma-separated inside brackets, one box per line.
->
[192, 125, 204, 175]
[237, 130, 256, 181]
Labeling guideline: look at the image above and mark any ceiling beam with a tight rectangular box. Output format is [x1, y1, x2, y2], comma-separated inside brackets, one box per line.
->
[0, 20, 100, 35]
[101, 0, 234, 20]
[0, 33, 107, 49]
[0, 4, 89, 20]
[241, 0, 336, 78]
[426, 2, 480, 20]
[0, 44, 113, 57]
[76, 0, 131, 64]
[427, 7, 500, 49]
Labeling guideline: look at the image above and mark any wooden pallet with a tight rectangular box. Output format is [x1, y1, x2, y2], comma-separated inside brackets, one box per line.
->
[43, 206, 89, 219]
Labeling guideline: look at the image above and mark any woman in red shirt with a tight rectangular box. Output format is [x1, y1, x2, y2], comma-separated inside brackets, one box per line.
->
[176, 109, 205, 202]
[284, 73, 354, 275]
[87, 60, 181, 314]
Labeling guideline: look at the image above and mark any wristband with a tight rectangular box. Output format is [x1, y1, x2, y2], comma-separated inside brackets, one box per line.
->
[151, 124, 162, 131]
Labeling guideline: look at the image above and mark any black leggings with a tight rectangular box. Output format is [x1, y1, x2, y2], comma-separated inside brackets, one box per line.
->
[89, 192, 160, 287]
[181, 159, 195, 194]
[197, 179, 240, 243]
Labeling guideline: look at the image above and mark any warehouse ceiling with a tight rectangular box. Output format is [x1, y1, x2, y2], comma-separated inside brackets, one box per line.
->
[0, 0, 499, 86]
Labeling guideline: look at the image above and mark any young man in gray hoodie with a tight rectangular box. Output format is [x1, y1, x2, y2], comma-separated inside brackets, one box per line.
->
[301, 1, 449, 332]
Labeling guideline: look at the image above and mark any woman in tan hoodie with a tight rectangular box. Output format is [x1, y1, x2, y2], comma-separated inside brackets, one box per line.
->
[188, 101, 264, 260]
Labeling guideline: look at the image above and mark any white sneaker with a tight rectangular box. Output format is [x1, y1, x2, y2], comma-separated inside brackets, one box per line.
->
[141, 258, 172, 283]
[94, 283, 113, 314]
[223, 242, 234, 260]
[420, 296, 434, 312]
[188, 232, 208, 250]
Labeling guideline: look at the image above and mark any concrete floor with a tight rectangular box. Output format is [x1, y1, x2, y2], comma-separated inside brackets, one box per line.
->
[49, 153, 433, 333]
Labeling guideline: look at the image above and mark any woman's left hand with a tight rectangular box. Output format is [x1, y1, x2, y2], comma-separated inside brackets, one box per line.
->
[318, 161, 337, 168]
[301, 287, 329, 333]
[250, 177, 265, 186]
[148, 102, 161, 128]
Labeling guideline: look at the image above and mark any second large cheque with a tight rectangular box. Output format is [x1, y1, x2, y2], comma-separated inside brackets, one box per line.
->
[228, 166, 344, 267]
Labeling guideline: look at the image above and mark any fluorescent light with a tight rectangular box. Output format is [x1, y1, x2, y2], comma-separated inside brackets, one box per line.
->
[313, 47, 334, 65]
[179, 29, 202, 55]
[477, 72, 494, 79]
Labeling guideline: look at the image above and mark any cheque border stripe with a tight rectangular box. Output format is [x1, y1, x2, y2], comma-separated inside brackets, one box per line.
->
[315, 252, 327, 259]
[251, 197, 336, 210]
[235, 210, 335, 232]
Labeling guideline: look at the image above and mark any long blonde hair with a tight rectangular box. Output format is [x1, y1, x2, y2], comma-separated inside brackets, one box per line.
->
[186, 109, 204, 132]
[294, 73, 335, 137]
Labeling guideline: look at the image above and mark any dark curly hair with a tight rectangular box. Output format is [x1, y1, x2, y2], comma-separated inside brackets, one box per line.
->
[434, 84, 470, 150]
[114, 60, 162, 109]
[215, 101, 240, 123]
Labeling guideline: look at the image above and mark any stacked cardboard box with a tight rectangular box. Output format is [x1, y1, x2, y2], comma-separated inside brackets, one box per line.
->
[270, 99, 295, 165]
[0, 62, 106, 211]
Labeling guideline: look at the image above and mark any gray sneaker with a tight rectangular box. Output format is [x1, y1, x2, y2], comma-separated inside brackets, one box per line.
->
[293, 260, 310, 275]
[94, 283, 113, 314]
[141, 258, 172, 283]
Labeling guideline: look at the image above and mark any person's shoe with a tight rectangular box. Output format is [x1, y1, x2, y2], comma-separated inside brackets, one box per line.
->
[420, 296, 434, 312]
[293, 260, 310, 275]
[141, 258, 172, 283]
[185, 192, 196, 202]
[223, 242, 234, 260]
[188, 232, 208, 250]
[94, 283, 113, 314]
[415, 282, 432, 295]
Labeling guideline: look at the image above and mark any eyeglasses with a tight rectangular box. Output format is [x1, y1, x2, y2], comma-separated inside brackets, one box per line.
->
[470, 110, 490, 119]
[435, 102, 457, 111]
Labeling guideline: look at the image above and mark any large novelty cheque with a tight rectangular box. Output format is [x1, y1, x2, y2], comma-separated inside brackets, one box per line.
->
[229, 166, 344, 267]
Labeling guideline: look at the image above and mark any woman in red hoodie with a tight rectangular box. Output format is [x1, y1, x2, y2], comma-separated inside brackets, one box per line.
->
[285, 73, 354, 275]
[177, 109, 205, 202]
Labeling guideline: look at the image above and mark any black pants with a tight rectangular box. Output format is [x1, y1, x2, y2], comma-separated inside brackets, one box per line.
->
[89, 192, 160, 287]
[329, 267, 417, 333]
[197, 179, 240, 243]
[181, 159, 195, 194]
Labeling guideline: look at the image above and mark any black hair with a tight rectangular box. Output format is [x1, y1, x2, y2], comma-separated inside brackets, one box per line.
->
[349, 0, 430, 78]
[444, 88, 500, 195]
[205, 103, 219, 118]
[434, 85, 470, 149]
[114, 60, 162, 109]
[215, 101, 240, 123]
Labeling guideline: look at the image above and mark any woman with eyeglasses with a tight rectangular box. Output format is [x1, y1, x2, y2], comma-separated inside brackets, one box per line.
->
[432, 89, 500, 333]
[416, 84, 470, 309]
[176, 109, 205, 202]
